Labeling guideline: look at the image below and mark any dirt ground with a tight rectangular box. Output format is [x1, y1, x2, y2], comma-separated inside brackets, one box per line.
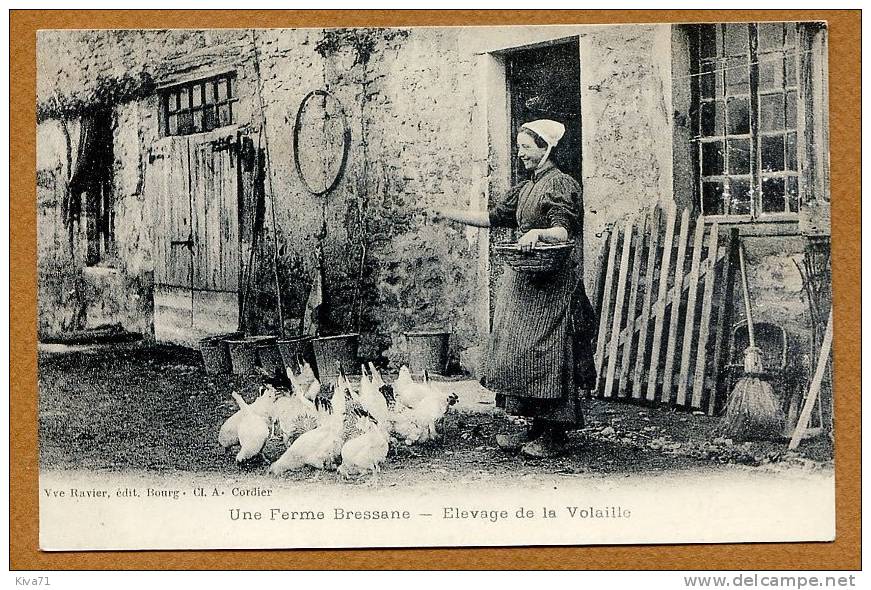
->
[38, 342, 833, 483]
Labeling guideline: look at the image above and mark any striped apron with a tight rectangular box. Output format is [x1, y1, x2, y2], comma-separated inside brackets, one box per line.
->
[485, 188, 586, 427]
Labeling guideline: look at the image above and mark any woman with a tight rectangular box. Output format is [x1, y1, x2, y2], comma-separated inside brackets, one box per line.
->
[433, 119, 597, 458]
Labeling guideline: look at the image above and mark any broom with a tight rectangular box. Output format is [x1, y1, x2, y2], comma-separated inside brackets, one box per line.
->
[717, 243, 784, 441]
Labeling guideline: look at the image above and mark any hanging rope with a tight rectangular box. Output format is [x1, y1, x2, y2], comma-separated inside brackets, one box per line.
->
[238, 130, 263, 332]
[249, 29, 286, 338]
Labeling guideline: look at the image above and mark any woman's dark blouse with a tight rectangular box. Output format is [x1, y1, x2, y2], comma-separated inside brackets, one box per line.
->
[488, 161, 582, 241]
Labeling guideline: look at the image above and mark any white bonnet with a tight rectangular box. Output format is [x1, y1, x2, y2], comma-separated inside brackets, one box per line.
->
[520, 119, 565, 147]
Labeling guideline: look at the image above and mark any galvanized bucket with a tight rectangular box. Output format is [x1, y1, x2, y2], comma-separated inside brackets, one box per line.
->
[405, 330, 450, 375]
[199, 332, 242, 375]
[312, 333, 359, 382]
[276, 335, 314, 374]
[227, 335, 277, 375]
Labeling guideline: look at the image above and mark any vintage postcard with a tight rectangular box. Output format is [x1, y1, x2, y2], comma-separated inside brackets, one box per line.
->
[35, 20, 836, 551]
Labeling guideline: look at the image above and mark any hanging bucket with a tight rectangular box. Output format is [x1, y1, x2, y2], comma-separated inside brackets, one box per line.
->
[227, 335, 277, 375]
[199, 332, 242, 375]
[312, 333, 359, 382]
[405, 330, 450, 375]
[257, 341, 284, 376]
[277, 335, 314, 374]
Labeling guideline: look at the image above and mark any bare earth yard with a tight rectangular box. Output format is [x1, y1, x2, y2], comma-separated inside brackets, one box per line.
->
[38, 342, 833, 484]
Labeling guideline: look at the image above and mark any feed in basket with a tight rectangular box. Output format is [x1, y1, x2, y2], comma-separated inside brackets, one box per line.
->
[494, 241, 575, 272]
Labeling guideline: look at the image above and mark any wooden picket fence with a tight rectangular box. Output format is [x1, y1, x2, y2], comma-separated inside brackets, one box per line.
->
[592, 203, 739, 415]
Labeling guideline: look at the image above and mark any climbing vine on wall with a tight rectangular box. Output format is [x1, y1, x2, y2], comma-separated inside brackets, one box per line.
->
[311, 27, 408, 340]
[314, 28, 409, 65]
[37, 71, 156, 123]
[37, 70, 152, 256]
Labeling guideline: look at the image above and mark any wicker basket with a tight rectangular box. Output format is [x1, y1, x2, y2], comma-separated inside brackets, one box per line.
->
[494, 241, 575, 273]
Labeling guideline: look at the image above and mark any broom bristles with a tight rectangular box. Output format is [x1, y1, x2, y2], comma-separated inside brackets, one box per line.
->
[718, 375, 784, 441]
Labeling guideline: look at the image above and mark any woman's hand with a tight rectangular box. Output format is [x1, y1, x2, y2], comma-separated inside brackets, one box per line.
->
[517, 229, 541, 252]
[427, 208, 491, 228]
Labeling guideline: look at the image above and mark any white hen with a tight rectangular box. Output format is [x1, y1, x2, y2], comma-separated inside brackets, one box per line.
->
[358, 364, 390, 426]
[218, 387, 276, 448]
[272, 389, 320, 445]
[286, 362, 321, 402]
[304, 378, 321, 402]
[393, 365, 433, 410]
[367, 362, 386, 389]
[391, 374, 459, 445]
[298, 356, 317, 389]
[231, 391, 271, 463]
[338, 413, 390, 479]
[269, 382, 345, 475]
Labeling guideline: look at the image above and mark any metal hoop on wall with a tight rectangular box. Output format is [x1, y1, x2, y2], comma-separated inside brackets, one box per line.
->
[293, 89, 351, 197]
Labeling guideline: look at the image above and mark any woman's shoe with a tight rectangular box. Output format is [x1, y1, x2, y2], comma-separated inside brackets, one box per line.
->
[495, 430, 528, 451]
[520, 428, 565, 458]
[496, 419, 544, 451]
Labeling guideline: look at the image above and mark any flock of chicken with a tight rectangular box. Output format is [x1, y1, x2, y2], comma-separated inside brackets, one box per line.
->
[217, 359, 459, 479]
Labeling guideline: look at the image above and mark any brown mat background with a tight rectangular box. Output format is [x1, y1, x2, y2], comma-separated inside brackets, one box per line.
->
[9, 9, 860, 570]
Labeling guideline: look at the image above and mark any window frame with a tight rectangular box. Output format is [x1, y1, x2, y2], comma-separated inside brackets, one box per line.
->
[692, 22, 803, 224]
[159, 72, 238, 137]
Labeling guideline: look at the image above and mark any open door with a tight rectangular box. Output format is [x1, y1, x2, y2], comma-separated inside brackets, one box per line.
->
[507, 38, 582, 185]
[488, 38, 584, 323]
[149, 129, 240, 346]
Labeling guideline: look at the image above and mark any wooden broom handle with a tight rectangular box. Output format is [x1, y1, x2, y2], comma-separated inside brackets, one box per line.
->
[738, 243, 755, 348]
[789, 308, 833, 450]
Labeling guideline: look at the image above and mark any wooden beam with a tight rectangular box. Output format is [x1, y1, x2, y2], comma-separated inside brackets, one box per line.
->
[789, 309, 833, 450]
[645, 202, 677, 402]
[603, 217, 635, 398]
[676, 218, 706, 406]
[593, 228, 618, 393]
[632, 204, 662, 400]
[618, 211, 646, 397]
[691, 222, 720, 409]
[708, 228, 739, 416]
[661, 208, 691, 405]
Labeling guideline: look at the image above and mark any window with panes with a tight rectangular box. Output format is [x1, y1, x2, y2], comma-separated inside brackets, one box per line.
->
[695, 22, 800, 219]
[161, 73, 237, 136]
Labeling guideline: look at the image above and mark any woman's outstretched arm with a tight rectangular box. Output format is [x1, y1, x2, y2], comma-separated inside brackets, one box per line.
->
[432, 208, 491, 228]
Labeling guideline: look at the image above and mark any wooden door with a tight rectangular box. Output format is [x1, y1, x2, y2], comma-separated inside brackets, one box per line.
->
[150, 130, 240, 346]
[190, 131, 240, 340]
[151, 136, 193, 289]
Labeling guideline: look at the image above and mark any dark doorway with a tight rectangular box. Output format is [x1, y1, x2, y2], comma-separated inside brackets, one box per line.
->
[489, 38, 584, 326]
[70, 108, 115, 266]
[506, 38, 582, 185]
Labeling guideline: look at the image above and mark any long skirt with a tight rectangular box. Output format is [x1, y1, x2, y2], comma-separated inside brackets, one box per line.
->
[485, 264, 588, 427]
